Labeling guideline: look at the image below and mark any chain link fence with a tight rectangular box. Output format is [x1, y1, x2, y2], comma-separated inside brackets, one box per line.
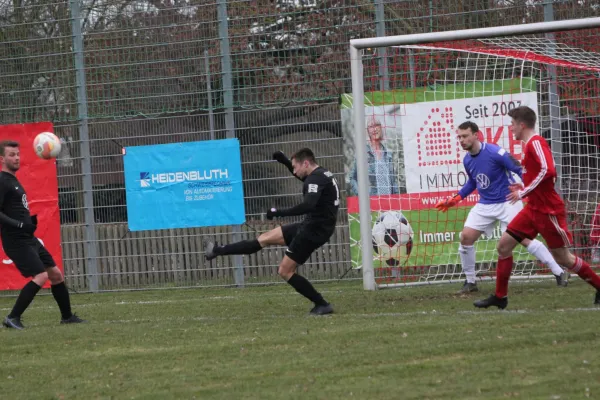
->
[0, 0, 597, 291]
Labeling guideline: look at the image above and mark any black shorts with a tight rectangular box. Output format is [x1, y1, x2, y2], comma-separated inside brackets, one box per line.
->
[281, 222, 335, 265]
[3, 237, 56, 278]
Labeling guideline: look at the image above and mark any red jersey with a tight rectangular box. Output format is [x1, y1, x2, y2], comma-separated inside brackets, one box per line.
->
[518, 134, 565, 214]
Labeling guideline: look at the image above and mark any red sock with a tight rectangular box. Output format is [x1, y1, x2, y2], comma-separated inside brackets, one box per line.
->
[571, 257, 600, 291]
[495, 256, 513, 298]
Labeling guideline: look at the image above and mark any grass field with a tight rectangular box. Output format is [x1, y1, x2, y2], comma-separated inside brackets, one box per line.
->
[1, 280, 600, 400]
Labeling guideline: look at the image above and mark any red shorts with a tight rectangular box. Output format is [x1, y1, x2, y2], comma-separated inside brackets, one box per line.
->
[506, 206, 573, 249]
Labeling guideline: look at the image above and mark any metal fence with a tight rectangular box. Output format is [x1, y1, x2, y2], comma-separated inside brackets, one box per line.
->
[0, 0, 597, 291]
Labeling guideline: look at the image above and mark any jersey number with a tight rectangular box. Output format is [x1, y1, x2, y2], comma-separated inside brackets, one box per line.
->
[332, 178, 340, 206]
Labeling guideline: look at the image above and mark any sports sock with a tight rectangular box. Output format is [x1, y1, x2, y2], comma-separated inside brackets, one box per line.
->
[51, 282, 73, 320]
[495, 256, 513, 298]
[287, 274, 328, 306]
[526, 239, 564, 276]
[570, 257, 600, 291]
[8, 281, 41, 319]
[215, 239, 262, 256]
[459, 244, 476, 284]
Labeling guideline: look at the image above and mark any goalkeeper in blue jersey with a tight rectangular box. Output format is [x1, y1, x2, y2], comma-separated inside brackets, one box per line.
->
[436, 121, 568, 293]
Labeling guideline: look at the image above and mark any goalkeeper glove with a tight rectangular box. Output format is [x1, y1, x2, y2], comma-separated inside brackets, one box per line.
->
[435, 193, 462, 213]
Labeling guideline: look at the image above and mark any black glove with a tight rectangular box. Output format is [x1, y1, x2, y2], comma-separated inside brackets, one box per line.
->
[20, 222, 37, 235]
[273, 151, 294, 171]
[266, 208, 278, 220]
[273, 150, 301, 180]
[272, 151, 289, 164]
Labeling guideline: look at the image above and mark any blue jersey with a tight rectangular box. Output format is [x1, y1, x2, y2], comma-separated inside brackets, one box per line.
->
[458, 143, 522, 204]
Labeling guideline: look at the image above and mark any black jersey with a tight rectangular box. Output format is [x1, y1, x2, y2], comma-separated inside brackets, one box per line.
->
[0, 172, 32, 239]
[300, 167, 339, 227]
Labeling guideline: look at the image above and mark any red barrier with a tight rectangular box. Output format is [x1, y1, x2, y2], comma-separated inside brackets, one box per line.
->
[0, 122, 62, 290]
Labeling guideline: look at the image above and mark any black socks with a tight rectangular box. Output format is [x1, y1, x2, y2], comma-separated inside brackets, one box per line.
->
[51, 282, 73, 320]
[287, 273, 328, 306]
[8, 281, 41, 318]
[216, 239, 263, 256]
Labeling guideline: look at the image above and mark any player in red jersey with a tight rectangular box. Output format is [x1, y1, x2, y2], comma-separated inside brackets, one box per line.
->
[474, 106, 600, 309]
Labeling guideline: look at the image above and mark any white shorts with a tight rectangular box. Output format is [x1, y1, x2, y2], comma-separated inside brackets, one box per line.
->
[464, 201, 524, 238]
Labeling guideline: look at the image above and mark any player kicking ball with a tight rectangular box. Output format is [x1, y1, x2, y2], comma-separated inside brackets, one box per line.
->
[0, 141, 84, 329]
[474, 106, 600, 309]
[436, 121, 567, 294]
[204, 148, 338, 315]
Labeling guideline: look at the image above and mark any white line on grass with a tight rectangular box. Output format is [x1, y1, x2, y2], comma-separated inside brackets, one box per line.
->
[3, 307, 600, 329]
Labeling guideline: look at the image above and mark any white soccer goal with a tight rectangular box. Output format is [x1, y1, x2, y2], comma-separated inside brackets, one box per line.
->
[348, 18, 600, 290]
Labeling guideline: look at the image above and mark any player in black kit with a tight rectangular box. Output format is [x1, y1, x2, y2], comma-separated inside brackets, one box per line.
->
[205, 148, 339, 315]
[0, 141, 84, 329]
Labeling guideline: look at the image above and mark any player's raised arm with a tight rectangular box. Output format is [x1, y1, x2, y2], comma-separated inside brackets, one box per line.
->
[273, 151, 303, 181]
[267, 175, 324, 219]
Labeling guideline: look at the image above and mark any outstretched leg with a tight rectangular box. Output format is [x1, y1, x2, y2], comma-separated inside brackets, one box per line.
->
[521, 238, 568, 286]
[3, 271, 47, 330]
[551, 247, 600, 302]
[3, 243, 50, 330]
[538, 210, 600, 304]
[205, 226, 286, 260]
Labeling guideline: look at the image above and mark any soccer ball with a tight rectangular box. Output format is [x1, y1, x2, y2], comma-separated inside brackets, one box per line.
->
[33, 132, 62, 159]
[372, 211, 414, 266]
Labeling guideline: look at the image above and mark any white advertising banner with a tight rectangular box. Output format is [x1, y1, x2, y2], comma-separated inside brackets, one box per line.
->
[400, 92, 539, 194]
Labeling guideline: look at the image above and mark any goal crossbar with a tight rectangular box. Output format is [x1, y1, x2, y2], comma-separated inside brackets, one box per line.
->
[350, 17, 600, 50]
[350, 17, 600, 290]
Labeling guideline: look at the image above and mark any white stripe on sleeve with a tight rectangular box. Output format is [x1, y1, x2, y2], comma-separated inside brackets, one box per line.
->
[521, 140, 548, 197]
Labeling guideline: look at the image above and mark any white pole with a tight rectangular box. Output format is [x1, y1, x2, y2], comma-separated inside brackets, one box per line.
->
[350, 46, 376, 291]
[544, 0, 563, 196]
[350, 17, 600, 49]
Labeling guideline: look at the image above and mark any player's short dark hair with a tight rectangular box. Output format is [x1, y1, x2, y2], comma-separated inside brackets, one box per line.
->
[291, 148, 316, 164]
[457, 121, 479, 134]
[508, 106, 537, 129]
[0, 140, 19, 156]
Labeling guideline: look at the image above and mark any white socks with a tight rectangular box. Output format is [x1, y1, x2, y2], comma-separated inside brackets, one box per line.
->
[526, 239, 564, 276]
[459, 244, 476, 283]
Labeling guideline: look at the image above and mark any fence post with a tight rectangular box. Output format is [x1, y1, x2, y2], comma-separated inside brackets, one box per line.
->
[374, 0, 389, 91]
[204, 49, 216, 141]
[218, 0, 245, 287]
[544, 0, 562, 195]
[69, 0, 99, 292]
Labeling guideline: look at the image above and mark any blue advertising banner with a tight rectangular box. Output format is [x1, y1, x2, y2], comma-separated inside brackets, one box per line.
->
[124, 139, 246, 231]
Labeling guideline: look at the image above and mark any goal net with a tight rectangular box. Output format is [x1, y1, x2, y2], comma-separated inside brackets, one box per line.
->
[345, 19, 600, 289]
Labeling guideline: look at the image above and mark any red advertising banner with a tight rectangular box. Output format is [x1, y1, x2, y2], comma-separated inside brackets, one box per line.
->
[0, 122, 62, 290]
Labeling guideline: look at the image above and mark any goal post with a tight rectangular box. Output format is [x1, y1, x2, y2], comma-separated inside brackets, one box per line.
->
[349, 17, 600, 291]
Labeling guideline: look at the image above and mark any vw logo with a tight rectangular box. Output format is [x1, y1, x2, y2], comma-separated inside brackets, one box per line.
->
[476, 173, 490, 189]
